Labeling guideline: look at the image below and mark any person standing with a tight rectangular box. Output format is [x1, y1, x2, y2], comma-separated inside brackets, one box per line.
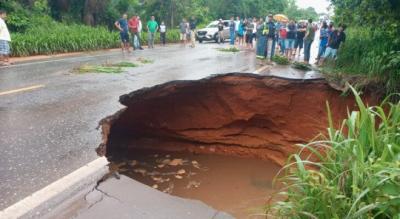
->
[278, 23, 287, 55]
[189, 17, 197, 48]
[147, 16, 158, 49]
[235, 16, 240, 44]
[303, 18, 315, 64]
[137, 16, 144, 50]
[237, 19, 244, 45]
[179, 19, 187, 46]
[252, 18, 257, 45]
[318, 24, 346, 65]
[0, 9, 11, 66]
[115, 13, 130, 53]
[128, 15, 141, 50]
[159, 21, 167, 46]
[316, 21, 329, 62]
[264, 14, 276, 60]
[256, 18, 266, 59]
[229, 17, 236, 46]
[245, 20, 254, 49]
[286, 20, 296, 59]
[294, 21, 306, 57]
[217, 19, 224, 44]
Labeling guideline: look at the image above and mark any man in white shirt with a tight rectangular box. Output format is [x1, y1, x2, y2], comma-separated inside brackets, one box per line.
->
[0, 9, 11, 65]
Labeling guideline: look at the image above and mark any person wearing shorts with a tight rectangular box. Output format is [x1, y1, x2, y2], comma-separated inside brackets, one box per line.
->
[245, 20, 254, 49]
[319, 24, 346, 65]
[115, 13, 130, 52]
[0, 9, 11, 66]
[294, 22, 305, 57]
[285, 20, 296, 59]
[179, 19, 188, 46]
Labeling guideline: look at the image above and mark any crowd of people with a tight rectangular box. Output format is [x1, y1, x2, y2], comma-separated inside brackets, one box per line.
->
[225, 15, 346, 64]
[0, 8, 346, 66]
[115, 13, 199, 53]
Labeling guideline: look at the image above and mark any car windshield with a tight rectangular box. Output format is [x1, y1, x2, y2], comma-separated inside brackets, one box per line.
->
[206, 22, 218, 28]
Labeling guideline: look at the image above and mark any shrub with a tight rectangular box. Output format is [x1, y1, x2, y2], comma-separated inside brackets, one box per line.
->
[324, 27, 400, 94]
[272, 55, 290, 65]
[270, 87, 400, 218]
[10, 22, 181, 57]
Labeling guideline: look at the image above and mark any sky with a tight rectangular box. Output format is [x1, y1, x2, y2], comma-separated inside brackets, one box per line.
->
[296, 0, 331, 14]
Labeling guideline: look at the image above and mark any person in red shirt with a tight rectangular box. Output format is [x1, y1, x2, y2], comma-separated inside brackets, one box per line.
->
[128, 15, 143, 50]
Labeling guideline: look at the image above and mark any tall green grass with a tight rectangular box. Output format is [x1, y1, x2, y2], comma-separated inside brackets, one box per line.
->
[270, 86, 400, 218]
[10, 22, 181, 57]
[324, 27, 400, 94]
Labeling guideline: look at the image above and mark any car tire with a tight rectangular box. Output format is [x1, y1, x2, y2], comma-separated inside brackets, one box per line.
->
[199, 39, 203, 43]
[214, 34, 219, 43]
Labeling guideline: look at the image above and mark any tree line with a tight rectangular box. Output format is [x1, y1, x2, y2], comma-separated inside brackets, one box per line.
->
[1, 0, 320, 32]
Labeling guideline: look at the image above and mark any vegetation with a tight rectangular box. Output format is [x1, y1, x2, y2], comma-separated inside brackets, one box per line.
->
[272, 55, 290, 65]
[76, 64, 124, 74]
[322, 0, 400, 94]
[292, 61, 311, 71]
[216, 47, 240, 53]
[270, 87, 400, 218]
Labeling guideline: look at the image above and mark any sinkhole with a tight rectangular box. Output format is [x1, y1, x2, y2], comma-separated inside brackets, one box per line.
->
[96, 73, 378, 218]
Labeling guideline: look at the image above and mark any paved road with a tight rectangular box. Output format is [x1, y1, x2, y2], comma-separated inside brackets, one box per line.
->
[0, 43, 258, 209]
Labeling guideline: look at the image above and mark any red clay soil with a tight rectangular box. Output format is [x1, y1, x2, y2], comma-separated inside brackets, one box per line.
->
[97, 73, 380, 165]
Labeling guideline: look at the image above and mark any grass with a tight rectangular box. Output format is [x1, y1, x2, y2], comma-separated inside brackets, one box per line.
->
[76, 64, 123, 74]
[10, 21, 181, 57]
[137, 57, 154, 64]
[322, 27, 400, 94]
[108, 62, 138, 68]
[269, 86, 400, 218]
[292, 61, 312, 71]
[216, 47, 240, 53]
[76, 61, 139, 74]
[272, 55, 290, 65]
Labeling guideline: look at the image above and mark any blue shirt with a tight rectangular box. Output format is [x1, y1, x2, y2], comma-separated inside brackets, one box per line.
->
[118, 18, 129, 33]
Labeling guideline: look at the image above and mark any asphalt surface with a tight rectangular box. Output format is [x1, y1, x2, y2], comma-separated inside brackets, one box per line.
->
[0, 43, 258, 209]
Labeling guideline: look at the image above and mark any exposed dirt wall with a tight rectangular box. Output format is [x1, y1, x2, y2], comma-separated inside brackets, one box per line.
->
[98, 73, 379, 165]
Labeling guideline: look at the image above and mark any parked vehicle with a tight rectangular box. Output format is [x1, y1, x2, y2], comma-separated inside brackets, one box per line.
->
[196, 20, 230, 43]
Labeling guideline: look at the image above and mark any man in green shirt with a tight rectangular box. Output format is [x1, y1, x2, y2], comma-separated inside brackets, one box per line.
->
[303, 18, 315, 64]
[147, 16, 159, 49]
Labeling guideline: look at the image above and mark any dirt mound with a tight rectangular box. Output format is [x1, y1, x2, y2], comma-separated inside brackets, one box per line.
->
[98, 73, 379, 165]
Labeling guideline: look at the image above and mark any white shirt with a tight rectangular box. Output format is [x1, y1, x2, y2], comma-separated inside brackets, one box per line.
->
[138, 20, 143, 32]
[235, 20, 240, 31]
[160, 24, 166, 33]
[252, 22, 257, 33]
[0, 18, 11, 41]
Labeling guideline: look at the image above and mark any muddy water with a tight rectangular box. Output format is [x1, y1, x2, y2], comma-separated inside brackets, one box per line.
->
[111, 150, 281, 219]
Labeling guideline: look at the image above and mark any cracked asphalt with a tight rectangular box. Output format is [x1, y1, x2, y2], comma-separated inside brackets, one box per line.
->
[0, 43, 259, 209]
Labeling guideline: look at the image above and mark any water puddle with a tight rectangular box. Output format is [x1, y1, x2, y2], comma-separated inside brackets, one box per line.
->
[110, 150, 281, 218]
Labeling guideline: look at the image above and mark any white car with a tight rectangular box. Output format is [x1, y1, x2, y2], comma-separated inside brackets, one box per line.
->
[196, 20, 230, 43]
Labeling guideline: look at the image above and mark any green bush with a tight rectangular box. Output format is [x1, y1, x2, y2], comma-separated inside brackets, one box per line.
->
[325, 27, 400, 94]
[272, 55, 290, 65]
[10, 22, 181, 57]
[270, 87, 400, 218]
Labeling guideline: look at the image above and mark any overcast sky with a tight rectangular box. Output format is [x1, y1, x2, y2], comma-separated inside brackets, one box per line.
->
[296, 0, 331, 14]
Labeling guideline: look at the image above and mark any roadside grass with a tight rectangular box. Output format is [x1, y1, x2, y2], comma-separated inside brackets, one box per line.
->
[321, 27, 400, 95]
[292, 61, 312, 71]
[11, 21, 181, 57]
[268, 86, 400, 218]
[272, 55, 290, 65]
[76, 64, 124, 74]
[75, 61, 140, 74]
[216, 47, 240, 53]
[137, 57, 154, 64]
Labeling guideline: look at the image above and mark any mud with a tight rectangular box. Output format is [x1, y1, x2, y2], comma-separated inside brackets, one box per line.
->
[98, 73, 379, 166]
[111, 150, 281, 218]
